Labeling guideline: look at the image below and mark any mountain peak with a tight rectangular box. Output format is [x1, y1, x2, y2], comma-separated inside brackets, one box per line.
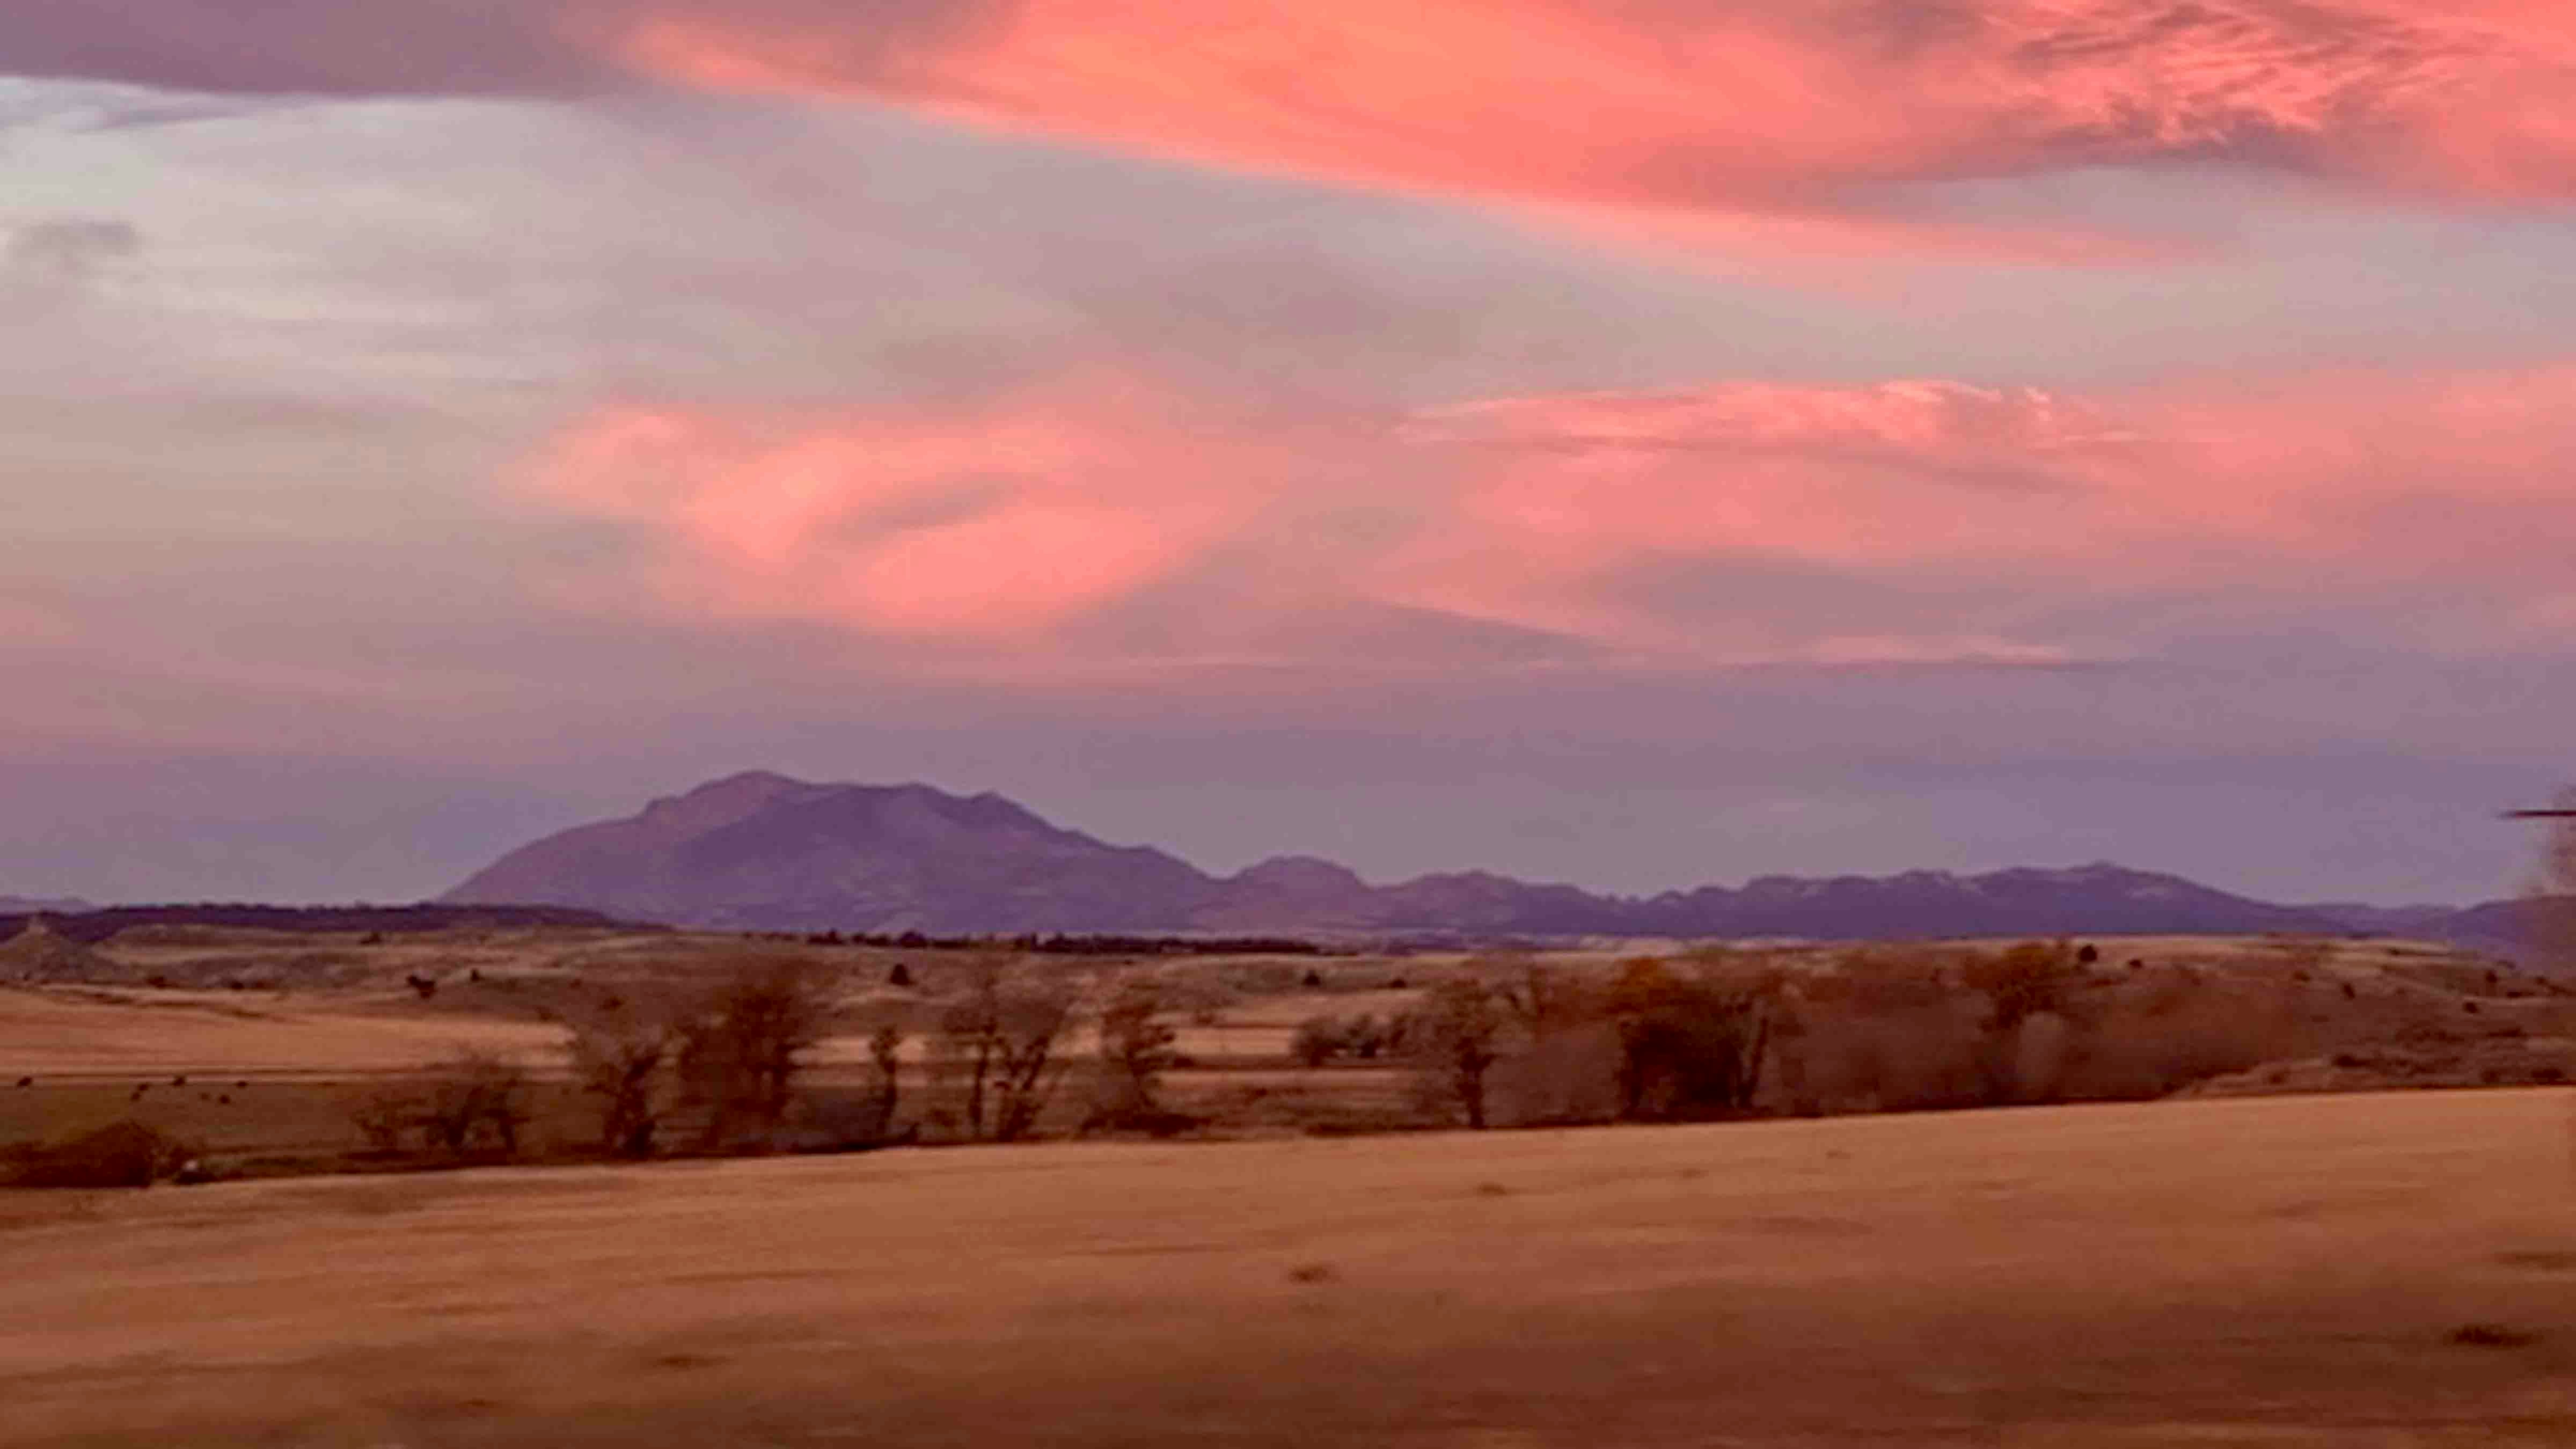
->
[697, 769, 810, 792]
[445, 773, 1213, 932]
[1232, 855, 1369, 890]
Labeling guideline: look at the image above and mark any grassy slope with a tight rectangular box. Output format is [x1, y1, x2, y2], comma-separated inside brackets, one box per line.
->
[4, 1089, 2574, 1447]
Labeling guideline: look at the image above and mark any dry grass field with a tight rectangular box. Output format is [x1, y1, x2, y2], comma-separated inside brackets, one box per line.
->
[0, 986, 560, 1076]
[3, 1089, 2574, 1447]
[4, 924, 2572, 1170]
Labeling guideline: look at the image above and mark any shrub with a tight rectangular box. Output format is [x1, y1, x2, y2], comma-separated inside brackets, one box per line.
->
[2, 1119, 197, 1188]
[347, 1050, 532, 1159]
[417, 1051, 533, 1155]
[1492, 1020, 1623, 1125]
[1290, 1015, 1345, 1069]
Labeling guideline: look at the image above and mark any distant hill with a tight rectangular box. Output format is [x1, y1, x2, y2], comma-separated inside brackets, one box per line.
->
[442, 772, 2526, 945]
[0, 902, 638, 948]
[445, 773, 1222, 934]
[0, 896, 90, 916]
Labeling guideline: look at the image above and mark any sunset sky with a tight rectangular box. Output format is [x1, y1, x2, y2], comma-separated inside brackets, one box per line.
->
[6, 1, 2576, 906]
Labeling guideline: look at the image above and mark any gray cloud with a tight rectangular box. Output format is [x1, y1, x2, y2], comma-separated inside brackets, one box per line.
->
[0, 1, 985, 97]
[0, 215, 139, 318]
[0, 2, 614, 96]
[5, 216, 137, 280]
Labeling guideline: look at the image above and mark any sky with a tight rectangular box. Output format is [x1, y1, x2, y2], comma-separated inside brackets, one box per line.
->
[5, 1, 2576, 908]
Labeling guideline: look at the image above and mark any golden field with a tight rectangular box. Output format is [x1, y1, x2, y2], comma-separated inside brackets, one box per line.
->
[3, 1089, 2573, 1446]
[6, 925, 2575, 1445]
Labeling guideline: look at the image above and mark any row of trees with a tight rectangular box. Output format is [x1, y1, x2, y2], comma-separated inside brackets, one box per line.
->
[1294, 940, 2126, 1130]
[353, 933, 2326, 1160]
[354, 955, 1196, 1162]
[1393, 956, 1795, 1130]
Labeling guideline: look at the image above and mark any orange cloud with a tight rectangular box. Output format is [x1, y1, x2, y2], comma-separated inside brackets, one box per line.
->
[530, 363, 2576, 670]
[605, 0, 2576, 252]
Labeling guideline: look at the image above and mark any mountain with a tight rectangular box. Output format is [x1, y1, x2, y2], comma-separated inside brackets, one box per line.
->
[444, 772, 2455, 942]
[446, 773, 1221, 933]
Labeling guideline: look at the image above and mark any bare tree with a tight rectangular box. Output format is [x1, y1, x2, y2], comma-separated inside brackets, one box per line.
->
[1413, 975, 1506, 1129]
[564, 995, 676, 1158]
[935, 957, 1079, 1142]
[675, 957, 835, 1151]
[866, 1018, 906, 1140]
[1960, 940, 2092, 1103]
[1603, 955, 1790, 1121]
[1088, 974, 1182, 1130]
[349, 1048, 531, 1158]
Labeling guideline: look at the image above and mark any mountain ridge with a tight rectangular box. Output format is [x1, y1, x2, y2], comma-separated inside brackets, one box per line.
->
[0, 895, 93, 916]
[442, 773, 2540, 948]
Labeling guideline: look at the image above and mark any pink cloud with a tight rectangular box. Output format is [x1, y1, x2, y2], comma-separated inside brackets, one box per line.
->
[604, 0, 2576, 253]
[1389, 368, 2576, 654]
[531, 378, 1264, 636]
[529, 363, 2576, 670]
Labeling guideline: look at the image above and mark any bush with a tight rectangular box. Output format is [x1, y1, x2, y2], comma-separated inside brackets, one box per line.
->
[3, 1119, 197, 1188]
[1492, 1021, 1623, 1125]
[345, 1050, 532, 1159]
[1291, 1014, 1346, 1068]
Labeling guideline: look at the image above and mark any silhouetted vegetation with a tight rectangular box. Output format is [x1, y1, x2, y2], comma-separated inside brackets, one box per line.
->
[348, 1049, 532, 1159]
[791, 930, 1335, 956]
[2, 1119, 196, 1188]
[1409, 976, 1505, 1128]
[1086, 975, 1185, 1133]
[675, 958, 833, 1151]
[24, 918, 2544, 1187]
[565, 995, 676, 1158]
[934, 958, 1079, 1142]
[1, 902, 637, 946]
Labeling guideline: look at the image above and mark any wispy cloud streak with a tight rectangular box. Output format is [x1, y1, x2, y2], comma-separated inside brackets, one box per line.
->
[608, 0, 2576, 244]
[529, 362, 2576, 669]
[10, 4, 2572, 242]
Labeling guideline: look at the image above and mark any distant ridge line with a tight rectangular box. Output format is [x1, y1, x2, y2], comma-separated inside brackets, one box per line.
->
[433, 772, 2545, 949]
[0, 902, 639, 947]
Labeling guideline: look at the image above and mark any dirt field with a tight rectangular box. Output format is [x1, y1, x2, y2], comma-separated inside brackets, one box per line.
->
[4, 1089, 2573, 1447]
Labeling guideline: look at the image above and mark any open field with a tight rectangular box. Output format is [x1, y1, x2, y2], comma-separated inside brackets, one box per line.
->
[4, 1089, 2575, 1446]
[5, 923, 2574, 1172]
[0, 986, 560, 1076]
